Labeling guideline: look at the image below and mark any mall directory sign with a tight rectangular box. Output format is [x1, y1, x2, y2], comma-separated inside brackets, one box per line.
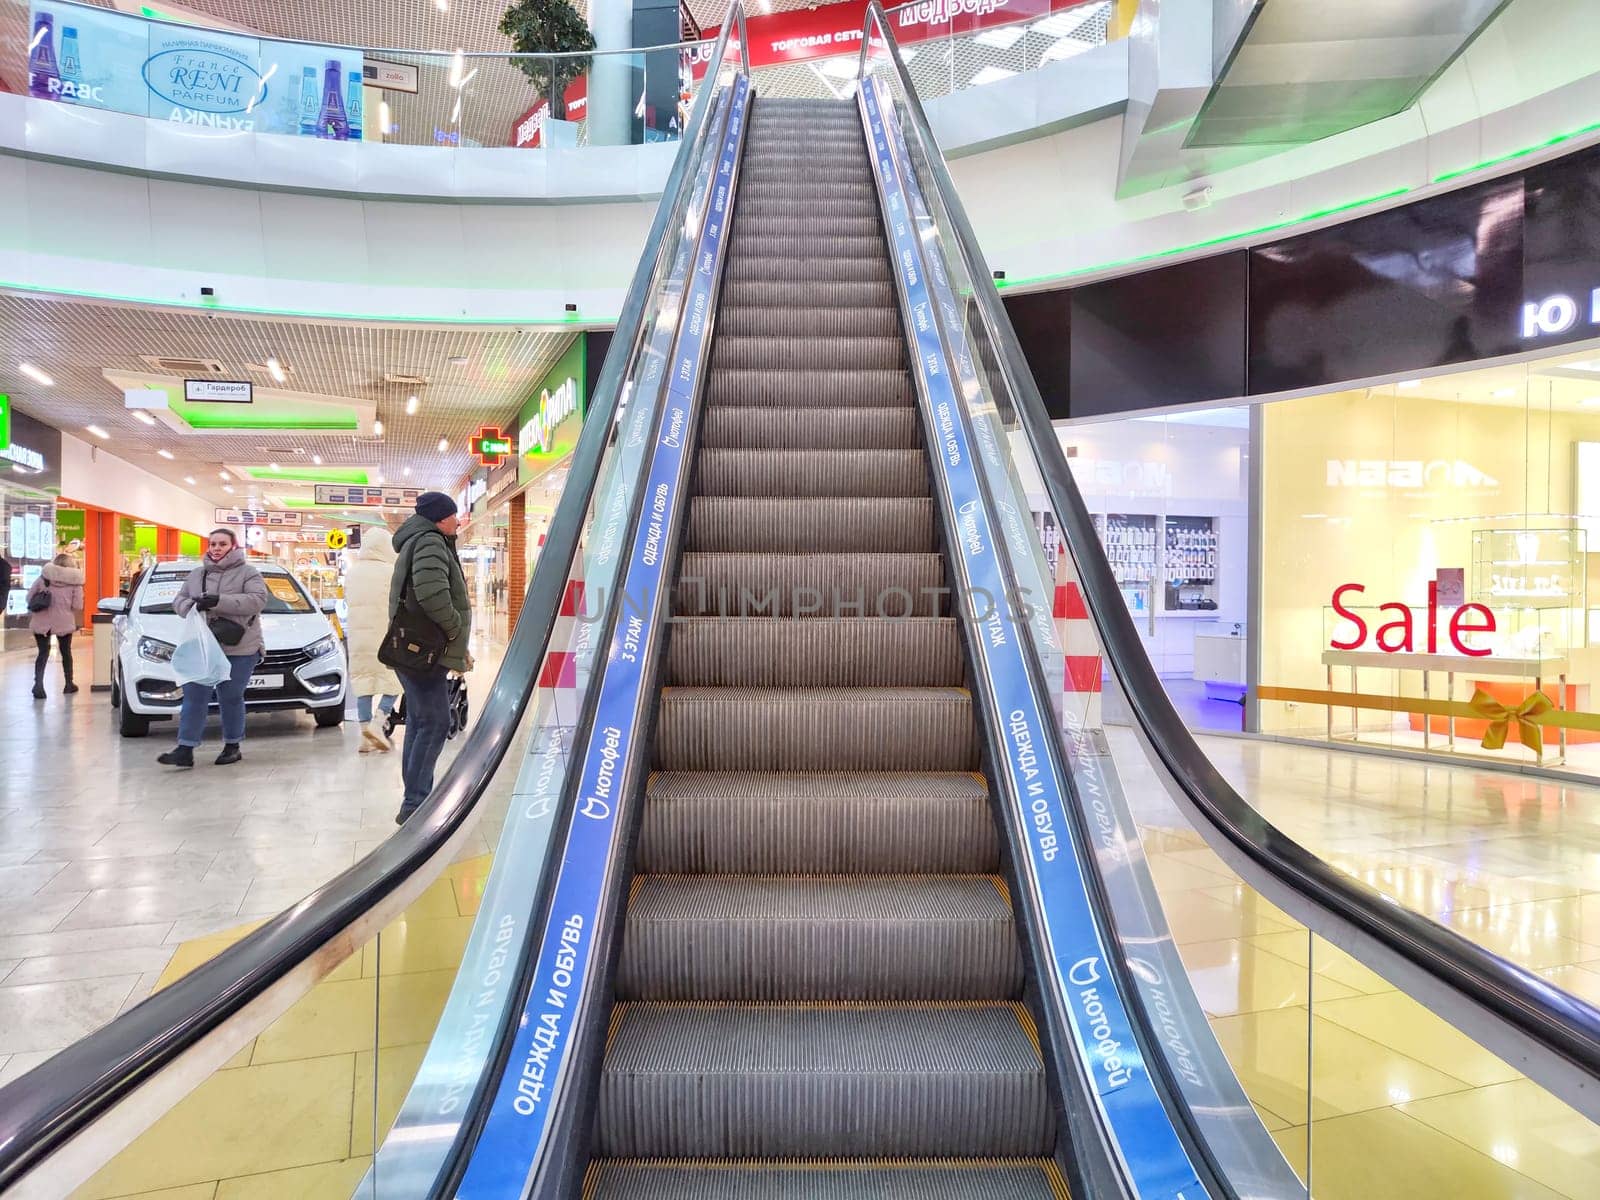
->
[312, 485, 423, 508]
[26, 1, 365, 138]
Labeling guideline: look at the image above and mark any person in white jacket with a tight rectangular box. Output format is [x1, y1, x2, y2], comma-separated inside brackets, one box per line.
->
[343, 526, 403, 752]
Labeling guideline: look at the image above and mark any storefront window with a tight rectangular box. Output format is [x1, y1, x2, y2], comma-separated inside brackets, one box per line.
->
[1258, 349, 1600, 775]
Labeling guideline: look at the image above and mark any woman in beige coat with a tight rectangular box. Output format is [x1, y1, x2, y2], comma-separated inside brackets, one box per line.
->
[343, 526, 402, 751]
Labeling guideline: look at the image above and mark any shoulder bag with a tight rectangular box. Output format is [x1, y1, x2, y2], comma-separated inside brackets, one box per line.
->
[378, 542, 448, 672]
[27, 577, 51, 612]
[202, 568, 249, 647]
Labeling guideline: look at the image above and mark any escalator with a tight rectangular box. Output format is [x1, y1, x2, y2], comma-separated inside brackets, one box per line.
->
[583, 96, 1063, 1196]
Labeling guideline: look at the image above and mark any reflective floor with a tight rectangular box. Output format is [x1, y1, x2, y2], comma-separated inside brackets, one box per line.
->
[0, 625, 504, 1084]
[1126, 731, 1600, 1198]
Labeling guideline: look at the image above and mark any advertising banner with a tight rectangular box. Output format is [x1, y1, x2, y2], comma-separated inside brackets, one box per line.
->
[516, 337, 586, 468]
[509, 76, 587, 148]
[26, 3, 363, 138]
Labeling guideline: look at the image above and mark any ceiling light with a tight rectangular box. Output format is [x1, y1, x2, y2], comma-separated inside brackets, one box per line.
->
[448, 356, 469, 367]
[406, 394, 419, 415]
[184, 476, 197, 485]
[312, 454, 323, 465]
[448, 48, 464, 88]
[220, 470, 232, 481]
[266, 357, 286, 383]
[1397, 379, 1422, 390]
[157, 449, 174, 460]
[86, 424, 109, 439]
[20, 362, 55, 386]
[438, 437, 449, 452]
[435, 0, 448, 10]
[403, 466, 412, 476]
[372, 418, 385, 436]
[270, 462, 281, 471]
[375, 473, 386, 485]
[222, 484, 235, 494]
[132, 410, 157, 426]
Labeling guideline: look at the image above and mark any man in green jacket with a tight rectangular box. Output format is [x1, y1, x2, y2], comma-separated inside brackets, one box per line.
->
[390, 491, 472, 823]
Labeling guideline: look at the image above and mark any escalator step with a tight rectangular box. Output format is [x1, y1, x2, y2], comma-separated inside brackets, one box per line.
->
[687, 496, 934, 553]
[654, 687, 977, 771]
[726, 254, 890, 283]
[706, 367, 913, 407]
[673, 552, 946, 617]
[666, 618, 960, 687]
[718, 304, 899, 338]
[739, 182, 880, 203]
[725, 236, 887, 265]
[598, 1003, 1054, 1158]
[695, 449, 927, 498]
[615, 874, 1023, 1001]
[719, 279, 894, 310]
[712, 334, 903, 372]
[699, 406, 919, 450]
[638, 772, 997, 875]
[583, 1158, 1070, 1200]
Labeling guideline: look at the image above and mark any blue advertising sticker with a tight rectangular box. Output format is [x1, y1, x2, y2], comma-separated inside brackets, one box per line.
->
[858, 75, 1207, 1200]
[455, 74, 749, 1200]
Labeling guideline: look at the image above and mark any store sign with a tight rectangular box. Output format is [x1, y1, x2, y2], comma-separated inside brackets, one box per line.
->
[1330, 581, 1495, 656]
[510, 77, 586, 148]
[464, 474, 488, 508]
[1, 442, 46, 472]
[313, 485, 422, 507]
[26, 3, 364, 138]
[363, 58, 418, 93]
[1325, 459, 1499, 490]
[185, 379, 253, 404]
[214, 507, 302, 528]
[1521, 289, 1600, 340]
[519, 377, 579, 456]
[471, 426, 513, 466]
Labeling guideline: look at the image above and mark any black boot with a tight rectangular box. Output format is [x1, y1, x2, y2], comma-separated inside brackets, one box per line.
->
[215, 743, 242, 766]
[31, 677, 45, 700]
[157, 745, 195, 768]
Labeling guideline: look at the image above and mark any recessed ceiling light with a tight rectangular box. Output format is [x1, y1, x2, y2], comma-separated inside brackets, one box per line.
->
[19, 362, 54, 386]
[447, 356, 469, 367]
[375, 473, 386, 485]
[406, 394, 419, 415]
[312, 454, 323, 465]
[221, 484, 235, 494]
[266, 357, 286, 383]
[270, 462, 280, 471]
[438, 437, 449, 452]
[1397, 379, 1422, 390]
[372, 419, 384, 436]
[157, 449, 174, 460]
[219, 470, 232, 481]
[132, 410, 157, 426]
[86, 424, 109, 439]
[184, 475, 197, 485]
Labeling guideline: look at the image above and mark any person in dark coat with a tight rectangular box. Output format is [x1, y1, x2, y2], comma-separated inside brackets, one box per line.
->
[389, 492, 472, 823]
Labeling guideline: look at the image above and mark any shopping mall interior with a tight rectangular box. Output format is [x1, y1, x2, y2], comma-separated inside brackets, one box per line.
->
[3, 0, 1600, 1197]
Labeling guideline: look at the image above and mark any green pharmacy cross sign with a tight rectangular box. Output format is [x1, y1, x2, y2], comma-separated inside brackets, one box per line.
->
[471, 427, 514, 467]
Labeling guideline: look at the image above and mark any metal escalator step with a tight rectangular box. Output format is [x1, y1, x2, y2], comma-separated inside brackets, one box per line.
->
[727, 235, 886, 262]
[700, 406, 918, 450]
[674, 553, 946, 617]
[705, 368, 912, 407]
[638, 772, 997, 874]
[711, 336, 903, 372]
[598, 1002, 1053, 1158]
[666, 618, 960, 687]
[583, 1158, 1069, 1200]
[732, 215, 884, 241]
[740, 181, 878, 200]
[687, 497, 934, 553]
[743, 153, 869, 171]
[718, 304, 898, 338]
[719, 278, 894, 310]
[654, 687, 977, 772]
[725, 254, 890, 283]
[616, 874, 1023, 1002]
[731, 194, 881, 216]
[695, 449, 927, 498]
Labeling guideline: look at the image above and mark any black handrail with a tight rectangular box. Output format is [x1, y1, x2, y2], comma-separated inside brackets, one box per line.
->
[0, 17, 747, 1188]
[859, 0, 1600, 1120]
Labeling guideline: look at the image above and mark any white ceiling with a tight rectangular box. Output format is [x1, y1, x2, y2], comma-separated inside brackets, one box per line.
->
[0, 293, 577, 510]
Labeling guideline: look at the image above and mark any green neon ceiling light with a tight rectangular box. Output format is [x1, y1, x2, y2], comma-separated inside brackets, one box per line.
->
[242, 466, 370, 484]
[177, 408, 360, 431]
[1432, 118, 1600, 183]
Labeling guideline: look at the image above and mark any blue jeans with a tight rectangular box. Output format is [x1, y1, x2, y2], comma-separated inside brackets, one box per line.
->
[178, 651, 260, 748]
[356, 693, 397, 723]
[396, 667, 451, 812]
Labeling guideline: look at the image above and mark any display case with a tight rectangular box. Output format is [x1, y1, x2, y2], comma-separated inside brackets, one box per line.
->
[1162, 514, 1219, 614]
[1471, 527, 1586, 656]
[1096, 513, 1157, 616]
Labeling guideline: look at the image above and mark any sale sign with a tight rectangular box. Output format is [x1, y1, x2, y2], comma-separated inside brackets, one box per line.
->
[1330, 581, 1496, 657]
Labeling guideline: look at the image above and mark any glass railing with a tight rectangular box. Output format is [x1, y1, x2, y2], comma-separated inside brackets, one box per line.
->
[2, 0, 1119, 160]
[858, 3, 1600, 1197]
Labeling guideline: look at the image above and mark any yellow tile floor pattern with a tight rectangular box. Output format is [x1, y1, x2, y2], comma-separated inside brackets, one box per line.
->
[1143, 820, 1600, 1199]
[68, 855, 490, 1200]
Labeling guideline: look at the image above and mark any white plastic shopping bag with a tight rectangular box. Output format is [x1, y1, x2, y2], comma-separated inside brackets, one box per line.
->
[171, 607, 231, 687]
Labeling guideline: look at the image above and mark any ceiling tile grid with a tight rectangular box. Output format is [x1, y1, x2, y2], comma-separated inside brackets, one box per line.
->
[0, 292, 576, 513]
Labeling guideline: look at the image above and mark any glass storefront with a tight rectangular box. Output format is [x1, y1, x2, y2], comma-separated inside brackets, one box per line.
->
[1, 408, 64, 651]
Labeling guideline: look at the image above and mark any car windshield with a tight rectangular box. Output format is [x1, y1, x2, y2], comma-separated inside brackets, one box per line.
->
[139, 570, 315, 615]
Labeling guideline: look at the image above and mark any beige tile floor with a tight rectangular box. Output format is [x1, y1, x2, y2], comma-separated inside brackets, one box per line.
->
[1125, 731, 1600, 1199]
[18, 709, 1600, 1198]
[0, 624, 505, 1087]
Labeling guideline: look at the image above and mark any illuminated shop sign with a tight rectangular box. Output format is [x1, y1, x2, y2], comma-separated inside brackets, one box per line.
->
[518, 377, 579, 456]
[1324, 459, 1499, 490]
[1329, 581, 1495, 656]
[1521, 290, 1600, 340]
[2, 443, 46, 472]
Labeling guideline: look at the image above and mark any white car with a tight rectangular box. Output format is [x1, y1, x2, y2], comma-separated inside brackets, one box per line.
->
[100, 560, 348, 738]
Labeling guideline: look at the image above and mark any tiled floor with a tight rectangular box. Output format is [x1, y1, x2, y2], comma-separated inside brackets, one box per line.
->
[0, 626, 504, 1087]
[1123, 731, 1600, 1198]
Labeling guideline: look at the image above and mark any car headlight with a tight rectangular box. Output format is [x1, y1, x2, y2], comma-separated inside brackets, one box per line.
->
[305, 636, 338, 661]
[138, 636, 176, 663]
